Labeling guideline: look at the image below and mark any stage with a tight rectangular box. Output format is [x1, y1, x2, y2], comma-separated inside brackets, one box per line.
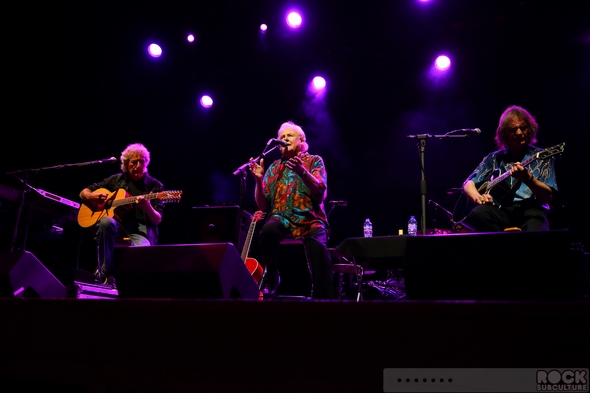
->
[1, 299, 589, 392]
[1, 229, 589, 391]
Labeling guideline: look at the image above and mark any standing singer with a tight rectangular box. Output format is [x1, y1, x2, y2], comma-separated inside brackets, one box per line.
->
[249, 121, 334, 299]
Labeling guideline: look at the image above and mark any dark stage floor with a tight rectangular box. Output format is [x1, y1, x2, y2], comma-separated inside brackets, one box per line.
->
[1, 230, 589, 392]
[1, 299, 590, 393]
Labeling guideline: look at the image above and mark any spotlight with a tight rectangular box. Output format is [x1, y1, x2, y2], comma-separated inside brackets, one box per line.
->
[200, 95, 213, 108]
[435, 55, 451, 70]
[286, 12, 302, 28]
[260, 24, 268, 32]
[187, 34, 195, 43]
[148, 44, 162, 58]
[312, 76, 326, 90]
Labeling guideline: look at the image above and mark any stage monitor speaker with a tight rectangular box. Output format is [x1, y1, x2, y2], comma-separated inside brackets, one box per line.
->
[403, 230, 578, 301]
[114, 243, 259, 299]
[189, 206, 250, 253]
[0, 251, 67, 298]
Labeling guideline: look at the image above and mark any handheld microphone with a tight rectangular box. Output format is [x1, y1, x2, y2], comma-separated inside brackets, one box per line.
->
[267, 138, 288, 147]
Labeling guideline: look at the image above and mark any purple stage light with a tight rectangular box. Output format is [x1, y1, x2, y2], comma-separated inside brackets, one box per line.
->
[187, 34, 195, 43]
[312, 76, 326, 90]
[435, 55, 451, 70]
[260, 24, 268, 32]
[286, 12, 302, 28]
[200, 95, 213, 108]
[148, 44, 162, 58]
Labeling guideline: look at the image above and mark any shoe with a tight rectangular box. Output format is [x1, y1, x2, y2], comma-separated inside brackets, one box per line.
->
[262, 275, 280, 299]
[104, 275, 117, 290]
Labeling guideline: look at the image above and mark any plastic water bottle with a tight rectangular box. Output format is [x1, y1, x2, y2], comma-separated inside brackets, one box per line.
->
[363, 218, 373, 238]
[408, 216, 418, 237]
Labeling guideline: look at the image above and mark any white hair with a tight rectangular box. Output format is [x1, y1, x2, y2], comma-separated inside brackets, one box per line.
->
[277, 121, 308, 153]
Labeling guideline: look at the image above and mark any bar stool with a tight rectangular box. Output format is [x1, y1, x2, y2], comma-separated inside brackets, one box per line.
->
[275, 238, 312, 298]
[329, 249, 363, 301]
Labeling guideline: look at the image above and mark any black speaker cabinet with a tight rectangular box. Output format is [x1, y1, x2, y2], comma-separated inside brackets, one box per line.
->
[0, 251, 67, 298]
[403, 230, 578, 301]
[113, 243, 259, 299]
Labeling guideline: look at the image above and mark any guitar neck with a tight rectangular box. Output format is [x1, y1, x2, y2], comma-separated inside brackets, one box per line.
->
[240, 220, 257, 261]
[111, 192, 159, 208]
[487, 154, 536, 189]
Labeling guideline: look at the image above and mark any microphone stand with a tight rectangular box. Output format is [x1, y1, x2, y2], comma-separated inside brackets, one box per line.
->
[7, 158, 116, 176]
[406, 133, 470, 235]
[232, 142, 282, 254]
[6, 158, 117, 252]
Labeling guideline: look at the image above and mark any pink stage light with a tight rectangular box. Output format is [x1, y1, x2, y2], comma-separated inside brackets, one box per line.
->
[260, 24, 268, 32]
[312, 76, 326, 90]
[286, 12, 302, 28]
[435, 55, 451, 70]
[148, 44, 162, 58]
[148, 44, 162, 57]
[200, 95, 213, 108]
[187, 34, 195, 43]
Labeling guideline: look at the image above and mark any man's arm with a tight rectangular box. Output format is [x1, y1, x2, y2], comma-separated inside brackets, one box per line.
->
[286, 154, 327, 202]
[462, 180, 494, 205]
[249, 158, 268, 210]
[510, 163, 554, 204]
[136, 196, 162, 225]
[80, 188, 108, 203]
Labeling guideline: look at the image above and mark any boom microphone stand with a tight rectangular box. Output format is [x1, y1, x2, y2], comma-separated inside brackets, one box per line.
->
[7, 157, 117, 252]
[232, 140, 283, 250]
[406, 131, 475, 235]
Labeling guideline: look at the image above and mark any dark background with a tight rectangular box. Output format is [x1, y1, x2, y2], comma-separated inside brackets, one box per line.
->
[3, 0, 589, 269]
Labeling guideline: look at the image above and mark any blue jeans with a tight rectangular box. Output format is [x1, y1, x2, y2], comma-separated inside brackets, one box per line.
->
[96, 217, 151, 275]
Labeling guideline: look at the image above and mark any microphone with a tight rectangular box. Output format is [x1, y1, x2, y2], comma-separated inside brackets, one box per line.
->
[267, 138, 288, 147]
[94, 157, 117, 164]
[451, 128, 481, 134]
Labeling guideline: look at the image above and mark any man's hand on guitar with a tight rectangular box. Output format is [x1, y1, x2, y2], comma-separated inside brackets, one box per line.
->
[473, 193, 494, 205]
[509, 162, 533, 183]
[85, 190, 109, 202]
[135, 194, 151, 211]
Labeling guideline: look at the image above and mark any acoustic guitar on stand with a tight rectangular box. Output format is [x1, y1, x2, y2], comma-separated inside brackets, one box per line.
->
[241, 210, 265, 285]
[77, 187, 182, 229]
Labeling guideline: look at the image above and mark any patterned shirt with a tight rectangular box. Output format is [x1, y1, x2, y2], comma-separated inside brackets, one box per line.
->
[263, 152, 329, 238]
[466, 145, 558, 209]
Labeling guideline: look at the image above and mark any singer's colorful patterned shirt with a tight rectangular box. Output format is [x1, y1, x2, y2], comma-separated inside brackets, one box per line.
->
[263, 152, 329, 238]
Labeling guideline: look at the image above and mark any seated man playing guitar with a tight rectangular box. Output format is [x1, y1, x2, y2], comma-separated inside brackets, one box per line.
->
[461, 105, 559, 232]
[79, 143, 165, 288]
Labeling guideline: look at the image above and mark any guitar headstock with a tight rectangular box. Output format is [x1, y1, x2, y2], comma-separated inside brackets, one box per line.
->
[157, 190, 183, 203]
[252, 210, 265, 223]
[538, 142, 565, 160]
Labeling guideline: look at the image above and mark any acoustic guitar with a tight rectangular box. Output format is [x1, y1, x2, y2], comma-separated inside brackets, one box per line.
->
[453, 142, 564, 228]
[77, 187, 182, 228]
[241, 210, 265, 284]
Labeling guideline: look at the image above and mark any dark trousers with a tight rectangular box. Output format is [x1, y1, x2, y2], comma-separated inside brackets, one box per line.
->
[259, 219, 334, 299]
[96, 217, 150, 275]
[469, 203, 551, 232]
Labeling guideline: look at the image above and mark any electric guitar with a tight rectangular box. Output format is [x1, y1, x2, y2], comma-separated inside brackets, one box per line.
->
[77, 187, 182, 228]
[453, 142, 565, 227]
[241, 210, 265, 284]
